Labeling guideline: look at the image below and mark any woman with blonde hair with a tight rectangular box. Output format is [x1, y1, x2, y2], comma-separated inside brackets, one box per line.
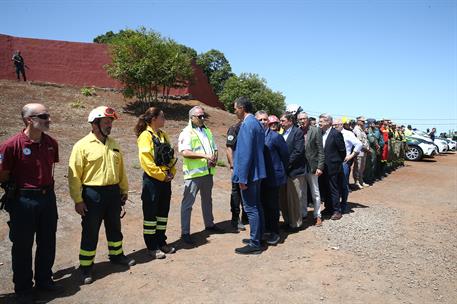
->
[135, 107, 177, 259]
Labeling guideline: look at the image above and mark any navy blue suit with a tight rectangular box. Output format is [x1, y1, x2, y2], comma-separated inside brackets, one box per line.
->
[262, 128, 289, 234]
[263, 129, 289, 187]
[233, 114, 266, 247]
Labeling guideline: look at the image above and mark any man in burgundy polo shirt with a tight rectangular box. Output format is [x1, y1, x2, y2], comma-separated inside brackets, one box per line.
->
[0, 103, 59, 303]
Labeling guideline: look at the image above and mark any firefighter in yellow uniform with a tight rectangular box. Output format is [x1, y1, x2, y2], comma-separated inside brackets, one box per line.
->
[68, 106, 135, 285]
[135, 107, 177, 259]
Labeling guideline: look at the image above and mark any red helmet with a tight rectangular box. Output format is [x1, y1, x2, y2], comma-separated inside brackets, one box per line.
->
[268, 115, 280, 125]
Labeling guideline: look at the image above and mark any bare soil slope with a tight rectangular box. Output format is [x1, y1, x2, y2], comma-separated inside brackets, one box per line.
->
[0, 80, 456, 304]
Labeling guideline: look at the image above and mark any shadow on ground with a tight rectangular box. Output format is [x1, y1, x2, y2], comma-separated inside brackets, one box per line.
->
[169, 220, 238, 251]
[0, 254, 145, 303]
[122, 99, 201, 121]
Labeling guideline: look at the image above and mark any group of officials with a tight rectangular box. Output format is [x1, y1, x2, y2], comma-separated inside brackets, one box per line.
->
[0, 97, 399, 303]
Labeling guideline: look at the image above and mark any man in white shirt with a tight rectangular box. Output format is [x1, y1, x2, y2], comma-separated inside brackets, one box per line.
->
[334, 119, 362, 213]
[178, 106, 223, 245]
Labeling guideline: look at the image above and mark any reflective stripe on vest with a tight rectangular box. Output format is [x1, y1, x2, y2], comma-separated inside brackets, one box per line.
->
[182, 125, 216, 179]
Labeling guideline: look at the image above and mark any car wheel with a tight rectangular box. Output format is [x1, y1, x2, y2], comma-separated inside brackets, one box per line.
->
[406, 145, 423, 161]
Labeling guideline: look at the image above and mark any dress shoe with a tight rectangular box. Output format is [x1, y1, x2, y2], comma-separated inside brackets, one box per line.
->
[148, 249, 166, 259]
[241, 238, 251, 245]
[181, 233, 195, 245]
[235, 245, 262, 255]
[35, 280, 63, 292]
[342, 205, 351, 214]
[159, 244, 176, 254]
[110, 254, 136, 266]
[315, 217, 322, 227]
[205, 225, 224, 233]
[331, 212, 342, 220]
[80, 267, 93, 285]
[266, 233, 280, 245]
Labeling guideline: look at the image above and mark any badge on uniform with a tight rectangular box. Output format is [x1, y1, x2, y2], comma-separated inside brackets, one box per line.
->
[23, 148, 31, 156]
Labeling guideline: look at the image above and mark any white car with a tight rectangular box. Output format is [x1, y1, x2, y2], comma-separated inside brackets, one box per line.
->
[410, 131, 446, 154]
[434, 138, 448, 153]
[406, 137, 437, 161]
[445, 138, 456, 151]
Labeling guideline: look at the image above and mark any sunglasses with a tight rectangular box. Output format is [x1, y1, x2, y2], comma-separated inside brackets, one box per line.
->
[29, 113, 50, 120]
[193, 114, 206, 119]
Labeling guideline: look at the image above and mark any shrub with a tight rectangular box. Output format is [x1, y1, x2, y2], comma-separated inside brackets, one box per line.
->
[70, 99, 85, 109]
[81, 87, 96, 97]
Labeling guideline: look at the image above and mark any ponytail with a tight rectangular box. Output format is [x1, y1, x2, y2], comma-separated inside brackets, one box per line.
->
[134, 107, 163, 137]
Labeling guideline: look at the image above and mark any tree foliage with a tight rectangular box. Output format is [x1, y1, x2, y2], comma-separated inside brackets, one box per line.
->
[94, 30, 129, 44]
[105, 28, 193, 102]
[196, 49, 234, 97]
[219, 73, 286, 116]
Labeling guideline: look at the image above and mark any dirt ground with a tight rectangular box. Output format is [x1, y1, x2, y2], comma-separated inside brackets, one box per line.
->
[0, 80, 456, 304]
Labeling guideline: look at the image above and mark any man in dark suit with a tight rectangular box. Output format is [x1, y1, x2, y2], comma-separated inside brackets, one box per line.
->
[279, 113, 306, 230]
[318, 113, 346, 220]
[232, 97, 266, 254]
[298, 112, 325, 226]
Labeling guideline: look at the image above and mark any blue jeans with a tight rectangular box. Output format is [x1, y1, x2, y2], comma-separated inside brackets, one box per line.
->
[341, 162, 351, 210]
[240, 180, 263, 248]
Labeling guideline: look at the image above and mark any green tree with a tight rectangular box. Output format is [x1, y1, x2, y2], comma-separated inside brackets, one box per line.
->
[219, 73, 286, 116]
[105, 28, 194, 102]
[159, 39, 194, 100]
[196, 49, 234, 97]
[94, 30, 198, 58]
[93, 30, 131, 44]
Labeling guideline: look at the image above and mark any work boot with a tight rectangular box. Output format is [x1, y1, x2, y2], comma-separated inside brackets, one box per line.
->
[110, 254, 136, 266]
[80, 267, 93, 285]
[148, 249, 166, 259]
[159, 244, 176, 254]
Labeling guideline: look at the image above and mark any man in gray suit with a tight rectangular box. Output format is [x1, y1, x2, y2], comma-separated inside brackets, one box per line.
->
[298, 112, 325, 226]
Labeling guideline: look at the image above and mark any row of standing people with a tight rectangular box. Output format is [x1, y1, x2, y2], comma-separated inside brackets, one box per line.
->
[0, 100, 404, 303]
[0, 101, 248, 302]
[226, 108, 408, 255]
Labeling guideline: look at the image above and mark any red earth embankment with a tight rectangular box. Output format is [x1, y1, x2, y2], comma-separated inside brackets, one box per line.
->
[0, 34, 224, 109]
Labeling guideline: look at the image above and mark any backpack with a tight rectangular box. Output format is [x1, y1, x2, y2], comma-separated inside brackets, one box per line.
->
[148, 131, 175, 167]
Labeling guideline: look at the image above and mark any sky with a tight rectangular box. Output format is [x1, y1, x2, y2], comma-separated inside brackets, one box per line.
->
[1, 0, 456, 134]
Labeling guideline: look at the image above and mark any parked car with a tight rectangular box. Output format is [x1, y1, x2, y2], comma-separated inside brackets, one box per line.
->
[410, 131, 446, 154]
[444, 138, 456, 151]
[405, 137, 436, 161]
[433, 138, 448, 153]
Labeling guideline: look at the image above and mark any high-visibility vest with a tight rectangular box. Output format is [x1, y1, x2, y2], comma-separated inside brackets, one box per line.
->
[182, 124, 217, 179]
